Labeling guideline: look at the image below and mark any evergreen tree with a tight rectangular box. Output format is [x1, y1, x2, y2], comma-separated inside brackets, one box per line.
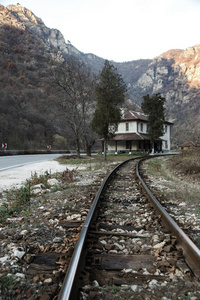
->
[91, 60, 126, 160]
[141, 93, 165, 151]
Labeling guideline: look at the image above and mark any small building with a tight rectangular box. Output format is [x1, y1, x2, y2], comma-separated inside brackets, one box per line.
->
[106, 111, 173, 154]
[178, 141, 195, 151]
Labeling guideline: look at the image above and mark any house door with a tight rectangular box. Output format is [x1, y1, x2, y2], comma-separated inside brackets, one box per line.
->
[126, 141, 132, 152]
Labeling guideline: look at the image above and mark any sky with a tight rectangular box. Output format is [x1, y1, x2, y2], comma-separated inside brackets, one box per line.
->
[1, 0, 200, 62]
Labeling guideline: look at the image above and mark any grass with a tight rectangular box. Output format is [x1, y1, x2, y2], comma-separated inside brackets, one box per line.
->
[29, 170, 50, 186]
[145, 158, 162, 173]
[0, 167, 80, 224]
[169, 148, 200, 178]
[56, 153, 144, 166]
[104, 286, 122, 293]
[145, 150, 200, 215]
[0, 274, 19, 291]
[0, 184, 31, 224]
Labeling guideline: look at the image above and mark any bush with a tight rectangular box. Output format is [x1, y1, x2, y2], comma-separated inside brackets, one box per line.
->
[60, 168, 78, 183]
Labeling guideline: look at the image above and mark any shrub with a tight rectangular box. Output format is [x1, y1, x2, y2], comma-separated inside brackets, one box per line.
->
[60, 168, 78, 183]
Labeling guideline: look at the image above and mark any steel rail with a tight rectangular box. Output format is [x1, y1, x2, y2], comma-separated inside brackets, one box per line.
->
[59, 154, 200, 300]
[136, 156, 200, 277]
[58, 157, 137, 300]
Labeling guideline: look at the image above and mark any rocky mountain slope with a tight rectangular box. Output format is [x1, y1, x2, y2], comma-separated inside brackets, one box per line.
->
[116, 47, 200, 118]
[0, 4, 199, 149]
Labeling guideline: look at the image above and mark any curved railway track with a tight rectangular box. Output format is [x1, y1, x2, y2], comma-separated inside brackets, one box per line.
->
[58, 155, 200, 300]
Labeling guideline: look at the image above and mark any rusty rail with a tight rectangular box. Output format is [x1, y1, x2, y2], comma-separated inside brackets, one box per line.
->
[58, 158, 134, 300]
[59, 155, 200, 300]
[136, 156, 200, 277]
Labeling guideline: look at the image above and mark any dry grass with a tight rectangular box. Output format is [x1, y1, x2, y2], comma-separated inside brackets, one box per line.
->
[169, 148, 200, 180]
[145, 151, 200, 215]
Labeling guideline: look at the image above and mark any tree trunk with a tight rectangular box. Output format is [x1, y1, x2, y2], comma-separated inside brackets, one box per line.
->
[86, 145, 91, 156]
[76, 138, 80, 157]
[104, 140, 107, 161]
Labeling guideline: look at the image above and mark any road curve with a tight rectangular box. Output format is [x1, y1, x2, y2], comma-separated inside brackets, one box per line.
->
[0, 154, 68, 192]
[0, 154, 64, 171]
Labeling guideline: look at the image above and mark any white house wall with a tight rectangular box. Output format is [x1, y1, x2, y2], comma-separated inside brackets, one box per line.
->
[107, 141, 138, 152]
[162, 124, 171, 150]
[108, 116, 172, 152]
[117, 121, 137, 133]
[137, 122, 148, 134]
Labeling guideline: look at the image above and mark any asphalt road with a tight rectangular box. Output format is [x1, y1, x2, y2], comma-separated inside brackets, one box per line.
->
[0, 154, 63, 171]
[0, 154, 68, 192]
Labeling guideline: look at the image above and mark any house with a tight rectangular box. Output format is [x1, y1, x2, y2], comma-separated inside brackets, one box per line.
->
[106, 111, 173, 154]
[178, 141, 195, 151]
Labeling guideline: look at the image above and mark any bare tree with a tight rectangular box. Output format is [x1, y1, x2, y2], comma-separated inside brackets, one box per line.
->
[51, 55, 96, 156]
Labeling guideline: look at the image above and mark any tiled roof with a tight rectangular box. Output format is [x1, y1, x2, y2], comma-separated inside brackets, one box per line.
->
[122, 111, 148, 121]
[109, 133, 149, 141]
[108, 133, 163, 141]
[179, 141, 195, 147]
[121, 111, 173, 125]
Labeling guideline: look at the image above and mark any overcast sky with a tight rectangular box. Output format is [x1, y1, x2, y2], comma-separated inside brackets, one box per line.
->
[2, 0, 200, 62]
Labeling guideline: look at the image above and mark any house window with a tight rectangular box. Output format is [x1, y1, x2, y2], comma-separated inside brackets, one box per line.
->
[165, 125, 168, 133]
[126, 123, 129, 131]
[115, 124, 118, 132]
[140, 123, 143, 132]
[165, 141, 168, 148]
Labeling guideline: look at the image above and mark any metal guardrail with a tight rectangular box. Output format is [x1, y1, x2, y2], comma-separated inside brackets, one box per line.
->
[136, 157, 200, 277]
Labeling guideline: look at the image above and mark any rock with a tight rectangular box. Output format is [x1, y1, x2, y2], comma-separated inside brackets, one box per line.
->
[47, 178, 59, 186]
[92, 280, 99, 287]
[49, 219, 58, 225]
[33, 275, 40, 283]
[152, 234, 159, 242]
[131, 285, 139, 292]
[104, 244, 114, 251]
[31, 184, 45, 190]
[52, 237, 63, 243]
[12, 248, 26, 259]
[163, 245, 173, 252]
[0, 255, 10, 263]
[108, 250, 118, 254]
[153, 241, 165, 249]
[15, 272, 25, 279]
[44, 278, 53, 283]
[100, 240, 107, 245]
[80, 210, 88, 216]
[123, 269, 132, 273]
[80, 292, 88, 300]
[20, 230, 28, 235]
[148, 279, 158, 289]
[113, 243, 124, 251]
[24, 254, 35, 263]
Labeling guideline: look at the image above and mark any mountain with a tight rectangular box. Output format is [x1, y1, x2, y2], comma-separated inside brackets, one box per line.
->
[0, 4, 199, 149]
[115, 47, 200, 115]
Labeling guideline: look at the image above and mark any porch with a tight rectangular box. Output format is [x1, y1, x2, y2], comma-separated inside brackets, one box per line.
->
[106, 133, 163, 154]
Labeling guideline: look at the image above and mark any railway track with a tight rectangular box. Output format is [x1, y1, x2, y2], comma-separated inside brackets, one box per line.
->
[59, 156, 200, 300]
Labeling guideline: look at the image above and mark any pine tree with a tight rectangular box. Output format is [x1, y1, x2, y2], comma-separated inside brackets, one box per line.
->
[91, 60, 126, 160]
[141, 93, 165, 151]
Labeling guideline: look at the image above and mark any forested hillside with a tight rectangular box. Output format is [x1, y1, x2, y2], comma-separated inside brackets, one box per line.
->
[0, 4, 199, 150]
